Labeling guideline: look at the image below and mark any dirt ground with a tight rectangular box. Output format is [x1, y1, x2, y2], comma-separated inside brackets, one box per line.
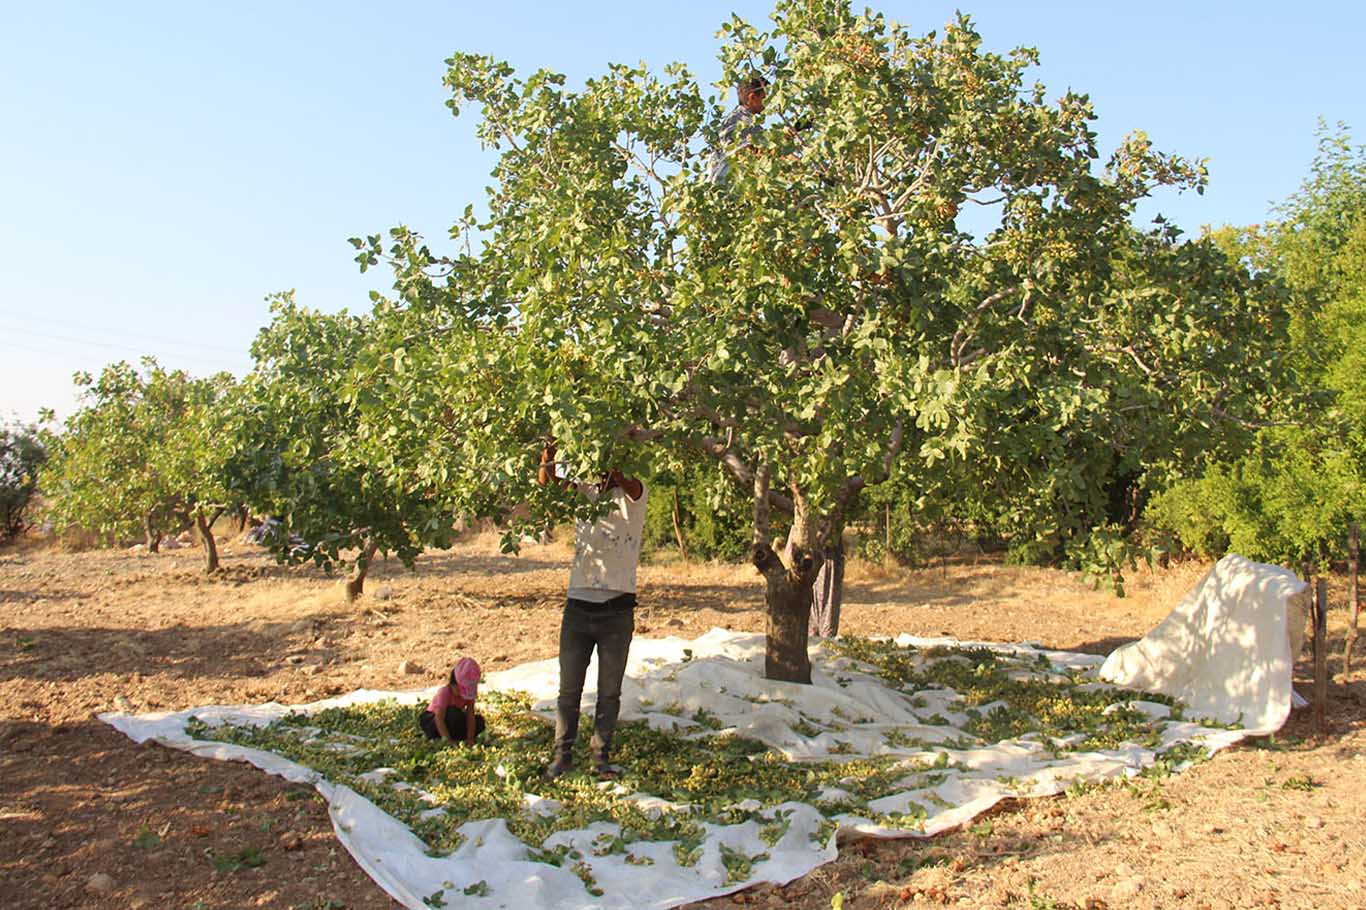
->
[2, 531, 1363, 910]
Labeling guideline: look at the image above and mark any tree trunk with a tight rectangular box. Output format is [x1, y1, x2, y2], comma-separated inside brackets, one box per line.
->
[758, 545, 817, 683]
[194, 511, 220, 573]
[1344, 523, 1360, 677]
[144, 513, 161, 553]
[345, 538, 379, 601]
[884, 502, 891, 557]
[753, 482, 822, 683]
[234, 504, 249, 533]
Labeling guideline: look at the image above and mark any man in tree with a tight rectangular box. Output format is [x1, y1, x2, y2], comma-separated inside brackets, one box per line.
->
[707, 74, 767, 184]
[708, 71, 844, 637]
[708, 67, 848, 640]
[538, 443, 647, 780]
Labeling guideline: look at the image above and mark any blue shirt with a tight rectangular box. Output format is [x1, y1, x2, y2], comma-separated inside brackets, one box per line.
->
[707, 105, 763, 184]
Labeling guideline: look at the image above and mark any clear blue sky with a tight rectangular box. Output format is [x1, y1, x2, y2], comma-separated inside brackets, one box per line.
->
[2, 1, 1362, 423]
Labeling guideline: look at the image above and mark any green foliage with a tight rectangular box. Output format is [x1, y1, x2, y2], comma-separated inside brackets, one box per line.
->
[832, 638, 1179, 750]
[43, 359, 236, 551]
[1150, 427, 1361, 566]
[337, 0, 1277, 628]
[210, 846, 266, 873]
[1280, 773, 1319, 791]
[29, 1, 1297, 613]
[856, 472, 984, 568]
[131, 824, 161, 850]
[187, 641, 1216, 880]
[642, 462, 753, 561]
[0, 420, 48, 544]
[719, 843, 770, 884]
[1146, 123, 1366, 565]
[1064, 522, 1156, 597]
[224, 294, 458, 582]
[1143, 469, 1236, 559]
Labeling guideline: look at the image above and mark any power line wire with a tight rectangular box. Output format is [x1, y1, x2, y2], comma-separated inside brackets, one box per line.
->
[0, 310, 246, 354]
[0, 325, 245, 369]
[0, 339, 81, 359]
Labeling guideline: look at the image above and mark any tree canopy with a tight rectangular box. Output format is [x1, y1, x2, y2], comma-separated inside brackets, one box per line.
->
[222, 294, 460, 596]
[27, 0, 1324, 683]
[43, 358, 235, 568]
[0, 420, 47, 545]
[341, 0, 1286, 679]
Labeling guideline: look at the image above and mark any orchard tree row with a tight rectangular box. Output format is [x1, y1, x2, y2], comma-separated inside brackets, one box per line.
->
[27, 0, 1357, 681]
[38, 305, 455, 598]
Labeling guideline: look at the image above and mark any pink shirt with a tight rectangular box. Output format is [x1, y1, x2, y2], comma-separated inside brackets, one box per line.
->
[427, 683, 473, 714]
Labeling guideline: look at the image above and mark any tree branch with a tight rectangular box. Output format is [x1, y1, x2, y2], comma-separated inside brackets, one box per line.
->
[699, 435, 794, 514]
[1119, 345, 1156, 376]
[951, 285, 1019, 367]
[887, 136, 943, 215]
[753, 462, 771, 549]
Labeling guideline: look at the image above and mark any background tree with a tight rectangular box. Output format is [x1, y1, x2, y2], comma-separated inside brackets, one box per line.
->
[642, 459, 756, 563]
[0, 420, 48, 545]
[43, 359, 238, 570]
[1146, 123, 1365, 566]
[159, 370, 239, 572]
[227, 294, 458, 598]
[349, 0, 1286, 682]
[45, 360, 187, 551]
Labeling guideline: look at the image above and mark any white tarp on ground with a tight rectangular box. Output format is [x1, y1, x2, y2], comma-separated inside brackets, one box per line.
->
[1099, 554, 1309, 734]
[99, 612, 1287, 910]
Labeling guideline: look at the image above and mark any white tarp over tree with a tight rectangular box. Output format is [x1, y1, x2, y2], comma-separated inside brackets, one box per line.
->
[1099, 554, 1309, 733]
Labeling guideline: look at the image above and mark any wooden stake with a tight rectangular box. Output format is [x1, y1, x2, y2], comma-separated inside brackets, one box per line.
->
[1344, 524, 1360, 676]
[1313, 578, 1328, 731]
[671, 488, 688, 561]
[884, 502, 891, 556]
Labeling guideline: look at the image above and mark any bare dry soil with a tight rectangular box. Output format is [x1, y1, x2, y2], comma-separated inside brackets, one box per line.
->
[1, 533, 1363, 910]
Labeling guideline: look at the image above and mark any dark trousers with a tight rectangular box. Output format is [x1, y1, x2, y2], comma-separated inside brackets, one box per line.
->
[809, 544, 846, 638]
[554, 596, 635, 763]
[419, 707, 486, 742]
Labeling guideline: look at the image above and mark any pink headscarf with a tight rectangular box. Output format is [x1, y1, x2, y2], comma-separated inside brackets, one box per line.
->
[452, 657, 481, 700]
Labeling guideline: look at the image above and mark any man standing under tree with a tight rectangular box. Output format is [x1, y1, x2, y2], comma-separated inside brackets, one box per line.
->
[538, 442, 647, 780]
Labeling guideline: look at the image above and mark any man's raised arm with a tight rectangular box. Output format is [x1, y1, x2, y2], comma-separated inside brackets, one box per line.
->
[537, 442, 565, 488]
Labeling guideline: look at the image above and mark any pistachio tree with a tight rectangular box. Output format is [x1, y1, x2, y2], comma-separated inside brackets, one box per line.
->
[353, 0, 1279, 682]
[44, 359, 236, 570]
[228, 295, 458, 598]
[160, 370, 238, 572]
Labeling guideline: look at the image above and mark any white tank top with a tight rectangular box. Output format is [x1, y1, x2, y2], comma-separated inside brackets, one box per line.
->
[567, 482, 648, 601]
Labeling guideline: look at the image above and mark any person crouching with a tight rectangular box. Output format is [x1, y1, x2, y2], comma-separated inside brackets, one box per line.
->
[419, 656, 485, 746]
